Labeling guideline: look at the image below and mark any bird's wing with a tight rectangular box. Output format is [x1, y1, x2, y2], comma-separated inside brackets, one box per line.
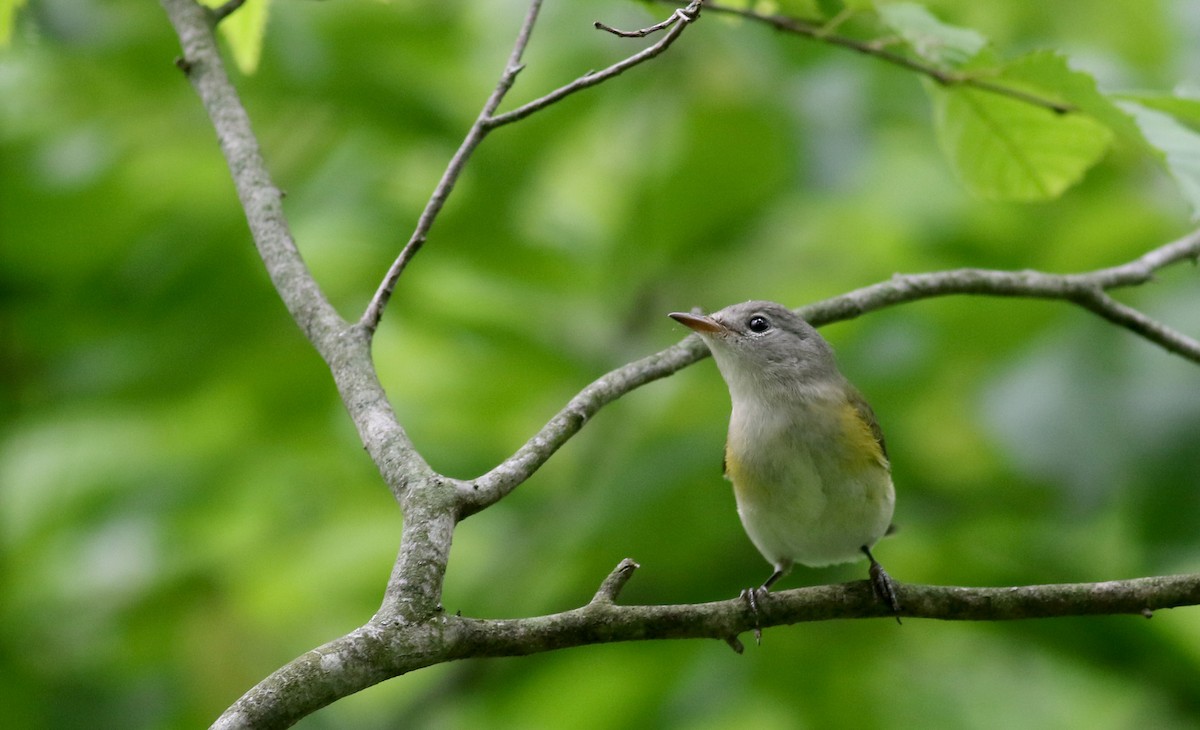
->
[849, 387, 889, 464]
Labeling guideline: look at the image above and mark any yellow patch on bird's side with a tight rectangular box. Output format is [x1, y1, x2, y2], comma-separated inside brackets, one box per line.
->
[724, 445, 766, 501]
[837, 399, 887, 468]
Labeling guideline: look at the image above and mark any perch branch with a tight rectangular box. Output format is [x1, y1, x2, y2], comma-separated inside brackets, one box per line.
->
[213, 569, 1200, 728]
[360, 0, 703, 333]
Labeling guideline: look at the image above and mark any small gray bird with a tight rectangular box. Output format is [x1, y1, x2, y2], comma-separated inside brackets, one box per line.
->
[669, 301, 900, 631]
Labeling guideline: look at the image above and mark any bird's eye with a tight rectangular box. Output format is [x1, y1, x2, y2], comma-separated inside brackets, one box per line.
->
[747, 315, 771, 333]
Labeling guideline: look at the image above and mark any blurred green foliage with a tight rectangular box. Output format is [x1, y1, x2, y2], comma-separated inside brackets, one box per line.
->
[3, 0, 1200, 728]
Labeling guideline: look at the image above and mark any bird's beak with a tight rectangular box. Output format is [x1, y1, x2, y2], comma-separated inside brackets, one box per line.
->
[668, 311, 726, 334]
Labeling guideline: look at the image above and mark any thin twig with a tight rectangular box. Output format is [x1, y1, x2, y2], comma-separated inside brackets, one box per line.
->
[360, 0, 703, 333]
[359, 0, 546, 334]
[595, 1, 700, 38]
[668, 0, 1075, 115]
[485, 0, 703, 129]
[210, 0, 247, 25]
[464, 228, 1200, 511]
[1071, 288, 1200, 361]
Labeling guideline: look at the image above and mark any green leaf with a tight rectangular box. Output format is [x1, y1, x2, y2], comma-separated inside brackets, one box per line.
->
[1006, 61, 1200, 216]
[0, 0, 26, 46]
[998, 51, 1145, 148]
[877, 2, 987, 67]
[1115, 92, 1200, 133]
[1116, 100, 1200, 218]
[201, 0, 272, 74]
[929, 75, 1113, 201]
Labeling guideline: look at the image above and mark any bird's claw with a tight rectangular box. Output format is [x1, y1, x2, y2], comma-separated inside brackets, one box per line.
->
[868, 559, 902, 624]
[740, 586, 767, 645]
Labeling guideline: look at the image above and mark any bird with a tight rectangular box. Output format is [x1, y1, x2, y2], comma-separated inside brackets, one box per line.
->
[669, 300, 900, 635]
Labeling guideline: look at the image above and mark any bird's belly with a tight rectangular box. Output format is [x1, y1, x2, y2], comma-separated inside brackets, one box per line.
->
[727, 415, 894, 568]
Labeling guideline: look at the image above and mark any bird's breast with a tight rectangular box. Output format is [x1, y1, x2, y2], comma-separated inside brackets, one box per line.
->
[723, 392, 893, 567]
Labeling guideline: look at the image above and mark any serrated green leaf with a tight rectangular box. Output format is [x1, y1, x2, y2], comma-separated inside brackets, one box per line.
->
[1117, 101, 1200, 218]
[200, 0, 271, 74]
[998, 51, 1145, 148]
[929, 79, 1112, 201]
[1, 0, 27, 46]
[877, 2, 986, 67]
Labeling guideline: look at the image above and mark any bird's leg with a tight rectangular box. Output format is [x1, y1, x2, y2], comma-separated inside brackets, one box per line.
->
[861, 545, 901, 624]
[740, 567, 786, 645]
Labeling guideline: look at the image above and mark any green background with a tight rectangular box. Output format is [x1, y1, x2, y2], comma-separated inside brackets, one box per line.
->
[3, 0, 1200, 727]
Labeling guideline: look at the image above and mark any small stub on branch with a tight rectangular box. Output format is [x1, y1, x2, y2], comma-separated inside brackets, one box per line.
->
[591, 558, 641, 604]
[211, 0, 248, 25]
[595, 0, 702, 39]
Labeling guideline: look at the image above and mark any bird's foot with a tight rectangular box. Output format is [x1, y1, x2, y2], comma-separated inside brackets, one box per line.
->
[863, 546, 902, 624]
[739, 586, 768, 645]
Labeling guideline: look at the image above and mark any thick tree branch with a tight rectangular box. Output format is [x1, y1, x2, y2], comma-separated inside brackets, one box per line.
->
[466, 229, 1200, 511]
[161, 0, 342, 345]
[214, 567, 1200, 728]
[360, 0, 703, 333]
[161, 0, 445, 619]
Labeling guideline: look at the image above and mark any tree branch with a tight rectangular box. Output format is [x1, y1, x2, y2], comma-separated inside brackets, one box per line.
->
[358, 0, 546, 334]
[465, 228, 1200, 511]
[210, 0, 246, 25]
[213, 566, 1200, 728]
[594, 1, 700, 39]
[667, 0, 1075, 114]
[485, 0, 702, 129]
[161, 0, 439, 557]
[805, 227, 1200, 362]
[463, 335, 709, 515]
[359, 0, 703, 334]
[161, 0, 342, 345]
